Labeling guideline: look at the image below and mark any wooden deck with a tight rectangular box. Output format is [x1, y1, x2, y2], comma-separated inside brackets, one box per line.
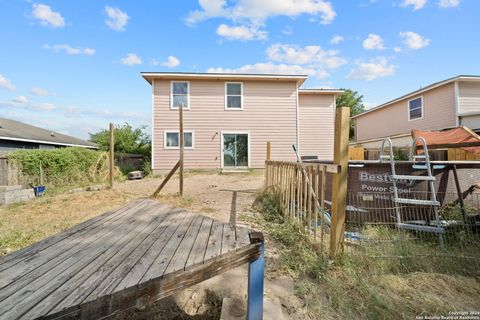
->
[0, 199, 263, 319]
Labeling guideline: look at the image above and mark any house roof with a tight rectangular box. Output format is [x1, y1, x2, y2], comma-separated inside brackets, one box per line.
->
[352, 75, 480, 119]
[141, 71, 308, 86]
[298, 88, 344, 95]
[0, 118, 97, 148]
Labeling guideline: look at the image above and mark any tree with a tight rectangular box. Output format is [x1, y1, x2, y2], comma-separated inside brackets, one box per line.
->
[336, 89, 366, 140]
[89, 123, 151, 156]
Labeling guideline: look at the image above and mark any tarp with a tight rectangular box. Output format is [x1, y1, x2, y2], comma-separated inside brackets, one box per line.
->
[412, 126, 480, 153]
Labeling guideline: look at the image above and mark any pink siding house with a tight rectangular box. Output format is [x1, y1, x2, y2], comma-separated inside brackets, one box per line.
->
[141, 72, 342, 171]
[352, 75, 480, 148]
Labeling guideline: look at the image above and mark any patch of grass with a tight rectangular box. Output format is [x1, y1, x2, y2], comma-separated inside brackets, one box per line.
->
[153, 193, 194, 208]
[252, 187, 284, 223]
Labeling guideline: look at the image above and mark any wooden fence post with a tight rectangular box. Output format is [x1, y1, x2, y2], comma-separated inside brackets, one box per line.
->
[329, 107, 350, 257]
[109, 123, 114, 188]
[264, 142, 271, 188]
[179, 103, 184, 196]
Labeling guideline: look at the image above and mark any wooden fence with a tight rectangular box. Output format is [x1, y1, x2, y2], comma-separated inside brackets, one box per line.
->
[447, 148, 480, 161]
[263, 107, 351, 256]
[348, 146, 365, 160]
[265, 161, 339, 251]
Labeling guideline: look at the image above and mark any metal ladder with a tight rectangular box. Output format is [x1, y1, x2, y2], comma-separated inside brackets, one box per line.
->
[380, 137, 445, 245]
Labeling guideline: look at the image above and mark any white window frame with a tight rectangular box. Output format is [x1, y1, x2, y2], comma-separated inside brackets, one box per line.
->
[163, 130, 194, 149]
[220, 131, 250, 168]
[224, 82, 244, 110]
[170, 81, 190, 110]
[408, 96, 424, 121]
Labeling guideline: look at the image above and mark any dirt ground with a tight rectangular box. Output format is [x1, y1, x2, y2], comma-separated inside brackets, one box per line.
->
[0, 171, 299, 319]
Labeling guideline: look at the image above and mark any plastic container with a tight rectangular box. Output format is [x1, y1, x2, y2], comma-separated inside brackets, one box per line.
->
[33, 185, 46, 197]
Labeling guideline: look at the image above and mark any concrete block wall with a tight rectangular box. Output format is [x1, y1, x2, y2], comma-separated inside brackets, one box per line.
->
[0, 185, 35, 205]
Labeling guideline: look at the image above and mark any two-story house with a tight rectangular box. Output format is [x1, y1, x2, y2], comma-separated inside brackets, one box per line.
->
[352, 75, 480, 148]
[141, 72, 342, 172]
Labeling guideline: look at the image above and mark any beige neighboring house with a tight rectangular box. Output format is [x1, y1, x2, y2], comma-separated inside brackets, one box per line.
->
[141, 72, 342, 171]
[352, 75, 480, 148]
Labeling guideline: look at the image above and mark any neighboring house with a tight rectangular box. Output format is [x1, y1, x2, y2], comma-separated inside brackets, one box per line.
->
[352, 75, 480, 148]
[141, 72, 342, 171]
[0, 118, 97, 152]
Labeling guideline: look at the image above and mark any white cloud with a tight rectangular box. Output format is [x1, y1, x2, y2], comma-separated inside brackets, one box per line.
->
[400, 31, 431, 49]
[31, 86, 51, 96]
[37, 103, 57, 111]
[347, 57, 396, 81]
[208, 62, 330, 79]
[152, 56, 181, 68]
[1, 100, 56, 111]
[208, 42, 346, 80]
[438, 0, 460, 8]
[400, 0, 427, 10]
[362, 34, 385, 50]
[186, 0, 337, 26]
[32, 3, 65, 27]
[282, 26, 293, 36]
[266, 43, 347, 69]
[12, 96, 28, 104]
[0, 74, 16, 91]
[105, 6, 129, 31]
[120, 53, 142, 66]
[393, 47, 402, 52]
[330, 35, 344, 45]
[216, 24, 268, 41]
[43, 44, 95, 56]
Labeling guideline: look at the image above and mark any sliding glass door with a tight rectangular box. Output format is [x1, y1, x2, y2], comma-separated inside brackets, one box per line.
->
[223, 133, 249, 168]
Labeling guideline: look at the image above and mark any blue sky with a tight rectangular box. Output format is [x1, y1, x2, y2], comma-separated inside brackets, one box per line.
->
[0, 0, 479, 139]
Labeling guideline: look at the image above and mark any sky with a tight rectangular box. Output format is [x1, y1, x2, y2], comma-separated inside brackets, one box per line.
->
[0, 0, 479, 139]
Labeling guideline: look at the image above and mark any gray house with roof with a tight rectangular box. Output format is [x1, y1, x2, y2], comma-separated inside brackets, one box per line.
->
[0, 118, 97, 152]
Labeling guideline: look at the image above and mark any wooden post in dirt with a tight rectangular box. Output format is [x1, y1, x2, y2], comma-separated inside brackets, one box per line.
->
[179, 103, 184, 196]
[329, 107, 350, 257]
[109, 123, 114, 188]
[264, 142, 271, 187]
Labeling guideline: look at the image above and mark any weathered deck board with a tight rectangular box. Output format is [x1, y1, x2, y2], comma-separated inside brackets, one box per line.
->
[0, 199, 143, 270]
[21, 204, 172, 319]
[1, 202, 161, 319]
[0, 199, 260, 320]
[185, 216, 214, 267]
[0, 199, 143, 276]
[0, 200, 155, 302]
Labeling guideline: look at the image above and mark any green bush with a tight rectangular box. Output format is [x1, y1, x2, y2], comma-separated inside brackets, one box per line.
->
[8, 147, 111, 187]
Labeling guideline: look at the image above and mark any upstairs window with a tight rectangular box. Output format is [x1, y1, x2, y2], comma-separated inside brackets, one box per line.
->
[164, 131, 194, 149]
[225, 82, 243, 110]
[171, 81, 189, 109]
[408, 97, 423, 120]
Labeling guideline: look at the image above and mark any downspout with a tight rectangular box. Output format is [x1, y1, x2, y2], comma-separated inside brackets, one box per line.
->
[295, 83, 300, 157]
[454, 80, 460, 127]
[151, 79, 155, 170]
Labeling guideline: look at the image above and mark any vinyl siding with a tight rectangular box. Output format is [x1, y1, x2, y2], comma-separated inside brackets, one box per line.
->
[355, 83, 456, 142]
[460, 114, 480, 130]
[152, 79, 299, 169]
[298, 94, 334, 160]
[458, 81, 480, 114]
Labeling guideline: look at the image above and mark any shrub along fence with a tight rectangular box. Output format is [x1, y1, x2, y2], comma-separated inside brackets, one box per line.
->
[7, 147, 114, 187]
